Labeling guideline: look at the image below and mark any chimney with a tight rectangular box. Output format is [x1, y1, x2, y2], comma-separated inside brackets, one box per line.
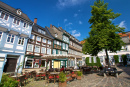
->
[50, 24, 52, 29]
[34, 18, 37, 24]
[59, 27, 62, 29]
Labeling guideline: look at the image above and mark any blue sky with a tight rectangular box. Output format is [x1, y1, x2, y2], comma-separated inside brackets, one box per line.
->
[1, 0, 130, 41]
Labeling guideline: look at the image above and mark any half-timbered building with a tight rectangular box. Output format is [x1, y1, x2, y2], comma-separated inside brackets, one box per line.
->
[23, 19, 53, 70]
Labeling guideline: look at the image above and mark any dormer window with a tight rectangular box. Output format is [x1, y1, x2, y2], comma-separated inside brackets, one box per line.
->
[38, 29, 46, 35]
[23, 23, 28, 28]
[0, 12, 9, 20]
[13, 18, 20, 25]
[55, 33, 58, 37]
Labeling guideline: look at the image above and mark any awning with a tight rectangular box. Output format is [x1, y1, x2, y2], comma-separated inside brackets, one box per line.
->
[41, 54, 82, 59]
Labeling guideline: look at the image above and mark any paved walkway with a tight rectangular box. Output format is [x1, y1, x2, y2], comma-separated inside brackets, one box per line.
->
[25, 66, 130, 87]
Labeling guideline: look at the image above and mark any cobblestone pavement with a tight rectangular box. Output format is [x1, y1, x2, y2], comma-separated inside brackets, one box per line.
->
[25, 66, 130, 87]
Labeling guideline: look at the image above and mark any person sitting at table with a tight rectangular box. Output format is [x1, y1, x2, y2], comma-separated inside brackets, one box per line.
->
[60, 66, 65, 72]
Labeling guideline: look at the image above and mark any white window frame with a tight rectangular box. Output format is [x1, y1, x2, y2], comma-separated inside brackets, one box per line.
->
[41, 30, 46, 34]
[54, 40, 56, 44]
[89, 57, 92, 63]
[55, 33, 58, 37]
[35, 45, 40, 53]
[18, 37, 24, 45]
[23, 22, 29, 28]
[47, 48, 51, 54]
[0, 31, 3, 41]
[42, 38, 46, 43]
[48, 40, 51, 45]
[6, 34, 15, 43]
[0, 12, 9, 21]
[53, 49, 56, 54]
[41, 47, 46, 54]
[38, 29, 42, 33]
[25, 59, 33, 68]
[27, 44, 34, 52]
[13, 18, 20, 25]
[36, 36, 41, 41]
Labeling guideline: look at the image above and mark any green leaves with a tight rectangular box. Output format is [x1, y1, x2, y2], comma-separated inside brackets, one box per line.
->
[83, 0, 125, 56]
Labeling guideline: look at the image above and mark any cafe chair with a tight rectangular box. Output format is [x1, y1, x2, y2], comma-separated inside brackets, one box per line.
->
[48, 74, 54, 83]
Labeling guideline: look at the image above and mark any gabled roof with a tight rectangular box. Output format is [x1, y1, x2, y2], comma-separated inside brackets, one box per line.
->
[0, 1, 32, 23]
[32, 24, 53, 39]
[47, 25, 63, 41]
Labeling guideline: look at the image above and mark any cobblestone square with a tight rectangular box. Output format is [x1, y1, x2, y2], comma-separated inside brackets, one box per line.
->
[25, 66, 130, 87]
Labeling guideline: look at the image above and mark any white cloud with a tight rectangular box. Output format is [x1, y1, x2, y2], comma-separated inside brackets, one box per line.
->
[57, 0, 87, 8]
[74, 13, 78, 17]
[71, 30, 81, 37]
[64, 19, 67, 23]
[68, 22, 73, 25]
[119, 21, 127, 28]
[79, 21, 82, 24]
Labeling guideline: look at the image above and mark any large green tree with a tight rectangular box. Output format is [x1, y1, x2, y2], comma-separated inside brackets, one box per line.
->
[82, 0, 125, 68]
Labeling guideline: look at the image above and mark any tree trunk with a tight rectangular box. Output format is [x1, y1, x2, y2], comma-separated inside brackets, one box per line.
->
[105, 49, 110, 68]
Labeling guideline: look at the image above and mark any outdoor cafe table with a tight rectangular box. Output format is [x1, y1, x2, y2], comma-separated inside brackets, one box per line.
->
[37, 72, 46, 80]
[50, 72, 60, 84]
[11, 75, 24, 79]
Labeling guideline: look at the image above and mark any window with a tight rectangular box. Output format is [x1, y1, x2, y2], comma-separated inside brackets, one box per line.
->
[41, 47, 46, 54]
[57, 41, 59, 45]
[41, 30, 46, 34]
[63, 43, 65, 49]
[47, 48, 51, 54]
[0, 12, 5, 19]
[4, 14, 9, 20]
[41, 60, 45, 67]
[0, 31, 3, 41]
[7, 34, 15, 43]
[27, 44, 33, 51]
[48, 40, 51, 44]
[38, 29, 46, 34]
[0, 12, 9, 20]
[18, 37, 24, 45]
[89, 57, 92, 63]
[54, 40, 56, 44]
[59, 42, 61, 46]
[36, 36, 41, 41]
[42, 38, 46, 43]
[66, 44, 68, 50]
[55, 33, 58, 37]
[35, 46, 40, 53]
[53, 49, 56, 54]
[13, 18, 20, 25]
[38, 29, 42, 33]
[25, 59, 33, 68]
[23, 23, 28, 28]
[30, 34, 35, 39]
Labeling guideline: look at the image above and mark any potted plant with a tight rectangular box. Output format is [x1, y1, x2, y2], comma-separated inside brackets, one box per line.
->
[77, 71, 82, 80]
[59, 72, 67, 87]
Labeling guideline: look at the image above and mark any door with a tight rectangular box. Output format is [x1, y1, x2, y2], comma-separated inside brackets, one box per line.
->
[3, 58, 18, 72]
[54, 61, 60, 68]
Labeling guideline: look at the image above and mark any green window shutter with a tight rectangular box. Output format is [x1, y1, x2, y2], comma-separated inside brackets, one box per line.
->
[56, 49, 58, 54]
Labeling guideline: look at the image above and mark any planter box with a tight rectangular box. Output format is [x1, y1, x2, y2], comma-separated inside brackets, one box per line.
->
[72, 74, 76, 77]
[77, 76, 81, 80]
[59, 82, 67, 87]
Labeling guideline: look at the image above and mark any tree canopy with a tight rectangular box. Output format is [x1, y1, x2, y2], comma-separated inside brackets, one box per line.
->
[82, 0, 125, 67]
